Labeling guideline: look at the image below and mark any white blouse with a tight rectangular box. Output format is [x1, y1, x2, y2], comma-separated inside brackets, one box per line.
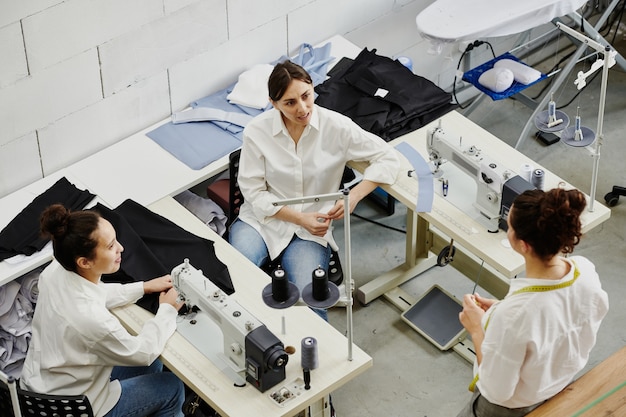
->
[20, 260, 178, 417]
[237, 104, 400, 259]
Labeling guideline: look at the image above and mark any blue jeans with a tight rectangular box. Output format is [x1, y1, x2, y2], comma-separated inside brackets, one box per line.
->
[229, 219, 331, 320]
[105, 359, 184, 417]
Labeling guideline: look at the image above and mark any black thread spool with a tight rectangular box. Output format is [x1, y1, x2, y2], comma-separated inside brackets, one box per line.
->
[302, 266, 339, 309]
[272, 268, 288, 302]
[312, 267, 329, 301]
[262, 266, 299, 309]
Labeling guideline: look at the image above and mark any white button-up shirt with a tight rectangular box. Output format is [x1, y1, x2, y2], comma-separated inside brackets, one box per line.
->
[476, 256, 609, 408]
[20, 260, 178, 417]
[237, 104, 400, 260]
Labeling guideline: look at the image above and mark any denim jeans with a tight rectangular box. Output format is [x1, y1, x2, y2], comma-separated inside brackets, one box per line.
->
[229, 219, 331, 320]
[105, 359, 185, 417]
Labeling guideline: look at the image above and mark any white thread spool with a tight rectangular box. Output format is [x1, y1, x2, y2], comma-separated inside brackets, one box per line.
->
[520, 163, 534, 183]
[531, 169, 545, 190]
[301, 337, 319, 370]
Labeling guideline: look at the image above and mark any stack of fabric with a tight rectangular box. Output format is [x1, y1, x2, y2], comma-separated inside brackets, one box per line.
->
[315, 48, 456, 141]
[0, 268, 41, 378]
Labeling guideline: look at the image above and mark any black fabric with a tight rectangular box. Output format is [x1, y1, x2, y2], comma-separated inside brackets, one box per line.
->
[315, 48, 457, 141]
[0, 177, 96, 261]
[95, 199, 234, 314]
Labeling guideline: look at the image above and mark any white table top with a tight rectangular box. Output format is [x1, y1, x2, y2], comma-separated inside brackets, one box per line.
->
[112, 196, 372, 417]
[352, 110, 610, 279]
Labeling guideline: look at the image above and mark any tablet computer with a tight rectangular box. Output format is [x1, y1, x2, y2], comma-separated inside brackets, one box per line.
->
[400, 284, 467, 350]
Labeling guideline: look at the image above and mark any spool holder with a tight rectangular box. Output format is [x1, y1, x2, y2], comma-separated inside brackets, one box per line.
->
[273, 189, 355, 361]
[555, 22, 616, 212]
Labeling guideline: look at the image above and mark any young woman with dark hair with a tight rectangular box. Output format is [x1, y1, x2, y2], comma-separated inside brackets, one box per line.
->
[20, 204, 185, 417]
[229, 60, 400, 320]
[456, 187, 609, 417]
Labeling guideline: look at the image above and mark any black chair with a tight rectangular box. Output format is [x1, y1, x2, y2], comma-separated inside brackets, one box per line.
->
[207, 149, 343, 285]
[17, 387, 94, 417]
[0, 370, 21, 417]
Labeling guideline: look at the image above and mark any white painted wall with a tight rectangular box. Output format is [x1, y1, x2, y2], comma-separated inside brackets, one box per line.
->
[0, 0, 519, 198]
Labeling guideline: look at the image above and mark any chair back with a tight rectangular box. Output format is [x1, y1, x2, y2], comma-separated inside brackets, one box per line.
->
[18, 387, 94, 417]
[0, 370, 21, 417]
[227, 149, 243, 226]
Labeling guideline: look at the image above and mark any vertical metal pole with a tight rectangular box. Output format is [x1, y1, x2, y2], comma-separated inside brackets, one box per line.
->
[342, 188, 353, 361]
[588, 45, 610, 212]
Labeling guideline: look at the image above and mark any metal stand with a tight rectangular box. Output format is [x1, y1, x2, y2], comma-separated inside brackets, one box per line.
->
[516, 1, 625, 149]
[555, 22, 615, 212]
[273, 189, 355, 361]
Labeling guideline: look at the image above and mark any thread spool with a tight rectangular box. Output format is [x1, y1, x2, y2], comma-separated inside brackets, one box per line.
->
[396, 56, 413, 72]
[262, 266, 299, 309]
[301, 337, 319, 370]
[531, 169, 545, 190]
[271, 268, 288, 302]
[301, 266, 340, 308]
[520, 163, 533, 183]
[312, 268, 329, 301]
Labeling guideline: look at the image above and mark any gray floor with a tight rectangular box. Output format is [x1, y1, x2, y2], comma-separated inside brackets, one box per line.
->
[326, 7, 626, 417]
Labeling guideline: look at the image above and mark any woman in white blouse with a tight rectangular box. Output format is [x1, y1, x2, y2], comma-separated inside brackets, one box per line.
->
[229, 60, 400, 319]
[20, 204, 185, 417]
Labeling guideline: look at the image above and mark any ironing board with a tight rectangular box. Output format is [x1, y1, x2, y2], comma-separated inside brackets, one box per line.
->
[416, 0, 588, 45]
[417, 0, 626, 149]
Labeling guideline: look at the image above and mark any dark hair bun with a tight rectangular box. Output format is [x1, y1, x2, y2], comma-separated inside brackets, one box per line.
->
[40, 204, 70, 240]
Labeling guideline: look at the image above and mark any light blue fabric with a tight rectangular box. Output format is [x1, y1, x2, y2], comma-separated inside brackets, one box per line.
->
[146, 42, 335, 170]
[280, 42, 335, 86]
[395, 142, 434, 212]
[145, 116, 242, 170]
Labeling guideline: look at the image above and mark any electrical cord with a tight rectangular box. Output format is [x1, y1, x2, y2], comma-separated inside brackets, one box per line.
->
[452, 40, 496, 109]
[351, 211, 406, 234]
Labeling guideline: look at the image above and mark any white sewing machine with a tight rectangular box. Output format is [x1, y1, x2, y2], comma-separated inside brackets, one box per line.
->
[427, 121, 516, 232]
[171, 259, 288, 392]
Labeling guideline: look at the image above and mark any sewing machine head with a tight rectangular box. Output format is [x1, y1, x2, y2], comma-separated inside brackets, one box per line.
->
[427, 123, 519, 232]
[171, 259, 288, 392]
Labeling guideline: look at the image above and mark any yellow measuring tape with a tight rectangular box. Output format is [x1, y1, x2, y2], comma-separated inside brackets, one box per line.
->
[468, 261, 579, 393]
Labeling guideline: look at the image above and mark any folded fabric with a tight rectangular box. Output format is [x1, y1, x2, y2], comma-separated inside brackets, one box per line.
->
[0, 282, 20, 316]
[0, 177, 96, 260]
[478, 67, 514, 92]
[226, 64, 275, 109]
[287, 42, 335, 86]
[494, 58, 542, 84]
[171, 107, 254, 127]
[173, 190, 228, 236]
[18, 267, 42, 304]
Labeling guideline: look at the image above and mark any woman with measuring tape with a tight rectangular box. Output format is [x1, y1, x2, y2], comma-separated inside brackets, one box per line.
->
[456, 187, 609, 417]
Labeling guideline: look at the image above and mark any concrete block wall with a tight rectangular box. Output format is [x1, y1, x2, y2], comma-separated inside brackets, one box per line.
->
[0, 0, 520, 199]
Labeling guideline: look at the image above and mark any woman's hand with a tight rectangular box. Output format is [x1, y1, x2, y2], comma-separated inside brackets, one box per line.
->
[459, 293, 486, 335]
[473, 293, 496, 311]
[159, 287, 184, 311]
[299, 212, 331, 237]
[143, 275, 174, 294]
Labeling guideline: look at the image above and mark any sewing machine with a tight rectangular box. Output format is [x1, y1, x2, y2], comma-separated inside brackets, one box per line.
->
[171, 259, 288, 392]
[427, 121, 517, 232]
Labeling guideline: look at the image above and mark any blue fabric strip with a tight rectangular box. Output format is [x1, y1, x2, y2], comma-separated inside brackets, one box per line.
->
[395, 142, 434, 213]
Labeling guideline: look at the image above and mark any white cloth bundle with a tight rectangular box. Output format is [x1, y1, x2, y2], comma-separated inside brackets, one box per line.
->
[478, 67, 515, 92]
[493, 59, 542, 85]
